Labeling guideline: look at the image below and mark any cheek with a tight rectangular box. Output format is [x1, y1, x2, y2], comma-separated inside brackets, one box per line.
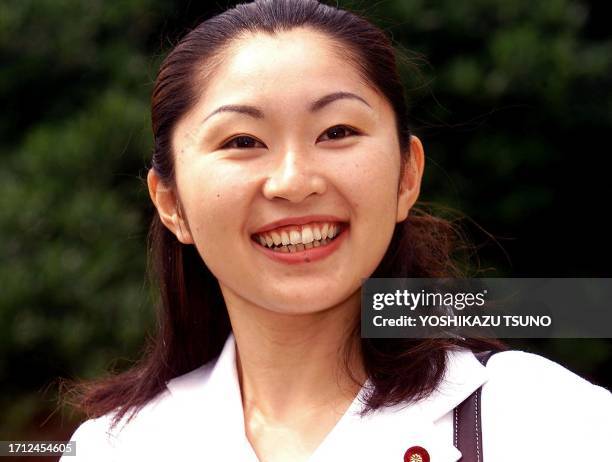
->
[337, 147, 400, 216]
[337, 147, 400, 272]
[178, 162, 253, 243]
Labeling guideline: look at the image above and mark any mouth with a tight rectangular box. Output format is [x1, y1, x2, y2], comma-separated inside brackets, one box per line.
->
[251, 221, 348, 253]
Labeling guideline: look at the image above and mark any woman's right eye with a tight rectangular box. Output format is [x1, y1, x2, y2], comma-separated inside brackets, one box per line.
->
[221, 135, 265, 150]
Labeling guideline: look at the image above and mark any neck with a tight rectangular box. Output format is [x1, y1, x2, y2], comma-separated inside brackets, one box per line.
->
[221, 287, 366, 424]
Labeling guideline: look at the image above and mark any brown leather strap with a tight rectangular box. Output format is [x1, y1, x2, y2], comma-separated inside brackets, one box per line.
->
[453, 350, 497, 462]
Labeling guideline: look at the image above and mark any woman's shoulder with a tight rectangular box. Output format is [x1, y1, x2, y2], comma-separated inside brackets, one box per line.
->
[61, 361, 218, 460]
[60, 413, 118, 460]
[60, 390, 173, 461]
[479, 349, 612, 458]
[483, 349, 611, 400]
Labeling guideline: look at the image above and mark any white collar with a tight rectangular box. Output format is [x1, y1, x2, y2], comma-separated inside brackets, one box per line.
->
[165, 333, 488, 461]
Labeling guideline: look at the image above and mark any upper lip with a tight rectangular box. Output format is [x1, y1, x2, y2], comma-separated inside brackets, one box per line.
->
[252, 215, 348, 235]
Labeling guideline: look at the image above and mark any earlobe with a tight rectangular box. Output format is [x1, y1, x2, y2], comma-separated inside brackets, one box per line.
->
[147, 169, 194, 244]
[396, 135, 425, 222]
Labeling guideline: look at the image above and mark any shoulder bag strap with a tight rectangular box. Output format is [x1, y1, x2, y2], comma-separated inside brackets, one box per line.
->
[453, 350, 497, 462]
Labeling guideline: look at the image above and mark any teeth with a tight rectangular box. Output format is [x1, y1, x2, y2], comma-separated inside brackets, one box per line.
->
[270, 231, 282, 246]
[280, 231, 290, 246]
[255, 221, 345, 250]
[301, 227, 314, 244]
[321, 223, 329, 239]
[289, 230, 302, 245]
[268, 236, 338, 253]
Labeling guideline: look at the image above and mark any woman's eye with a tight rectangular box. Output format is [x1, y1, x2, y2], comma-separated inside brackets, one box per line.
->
[221, 135, 265, 150]
[220, 125, 358, 150]
[318, 125, 359, 142]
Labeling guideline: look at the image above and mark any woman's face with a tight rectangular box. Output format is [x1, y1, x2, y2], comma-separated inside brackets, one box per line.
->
[150, 28, 424, 315]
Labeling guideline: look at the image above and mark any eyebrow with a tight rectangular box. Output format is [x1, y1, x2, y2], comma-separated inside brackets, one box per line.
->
[202, 91, 372, 124]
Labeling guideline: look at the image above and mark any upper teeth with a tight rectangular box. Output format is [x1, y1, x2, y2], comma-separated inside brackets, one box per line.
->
[255, 222, 341, 248]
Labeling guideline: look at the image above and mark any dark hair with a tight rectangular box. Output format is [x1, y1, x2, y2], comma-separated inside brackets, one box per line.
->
[65, 0, 505, 428]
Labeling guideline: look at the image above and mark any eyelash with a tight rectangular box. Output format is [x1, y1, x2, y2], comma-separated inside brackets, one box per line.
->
[220, 125, 360, 150]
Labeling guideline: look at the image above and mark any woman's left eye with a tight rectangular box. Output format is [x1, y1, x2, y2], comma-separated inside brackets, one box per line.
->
[318, 125, 359, 142]
[221, 135, 265, 150]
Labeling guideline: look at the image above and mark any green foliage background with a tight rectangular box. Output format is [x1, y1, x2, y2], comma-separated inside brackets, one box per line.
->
[1, 0, 610, 437]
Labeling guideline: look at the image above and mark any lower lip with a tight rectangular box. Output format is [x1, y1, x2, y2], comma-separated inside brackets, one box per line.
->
[251, 226, 349, 265]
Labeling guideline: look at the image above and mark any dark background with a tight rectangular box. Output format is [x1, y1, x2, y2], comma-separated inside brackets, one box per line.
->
[1, 0, 610, 446]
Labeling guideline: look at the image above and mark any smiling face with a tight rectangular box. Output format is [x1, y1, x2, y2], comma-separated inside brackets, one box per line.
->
[148, 27, 424, 315]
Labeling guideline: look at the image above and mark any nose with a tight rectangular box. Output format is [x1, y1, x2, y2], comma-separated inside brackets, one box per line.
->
[262, 148, 327, 202]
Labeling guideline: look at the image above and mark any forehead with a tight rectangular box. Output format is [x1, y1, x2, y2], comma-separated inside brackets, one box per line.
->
[200, 27, 375, 106]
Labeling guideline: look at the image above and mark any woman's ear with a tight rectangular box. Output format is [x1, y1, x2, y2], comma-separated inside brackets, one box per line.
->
[396, 135, 425, 222]
[147, 169, 194, 244]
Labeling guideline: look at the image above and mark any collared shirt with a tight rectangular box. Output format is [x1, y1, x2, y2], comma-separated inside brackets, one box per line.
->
[64, 333, 612, 461]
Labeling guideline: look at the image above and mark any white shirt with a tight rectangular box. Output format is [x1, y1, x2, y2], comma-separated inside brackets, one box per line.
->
[63, 333, 612, 461]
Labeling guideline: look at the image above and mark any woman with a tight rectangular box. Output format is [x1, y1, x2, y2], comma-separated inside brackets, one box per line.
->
[63, 1, 611, 460]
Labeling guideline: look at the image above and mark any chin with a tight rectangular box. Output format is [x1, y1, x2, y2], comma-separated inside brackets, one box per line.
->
[262, 299, 332, 314]
[261, 290, 355, 315]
